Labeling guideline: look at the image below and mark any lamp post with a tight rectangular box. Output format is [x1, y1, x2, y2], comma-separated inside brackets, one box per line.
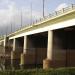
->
[6, 25, 8, 36]
[43, 0, 45, 18]
[20, 9, 23, 29]
[30, 3, 32, 25]
[11, 23, 12, 33]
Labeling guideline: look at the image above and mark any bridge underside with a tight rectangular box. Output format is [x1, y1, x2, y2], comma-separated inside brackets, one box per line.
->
[52, 26, 75, 67]
[20, 26, 75, 69]
[1, 26, 75, 69]
[22, 32, 48, 68]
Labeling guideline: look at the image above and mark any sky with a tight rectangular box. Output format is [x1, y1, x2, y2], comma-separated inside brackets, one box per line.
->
[0, 0, 75, 35]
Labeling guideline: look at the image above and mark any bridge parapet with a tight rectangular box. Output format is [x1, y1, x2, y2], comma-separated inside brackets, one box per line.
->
[34, 4, 75, 25]
[8, 4, 75, 39]
[8, 4, 75, 35]
[25, 4, 75, 27]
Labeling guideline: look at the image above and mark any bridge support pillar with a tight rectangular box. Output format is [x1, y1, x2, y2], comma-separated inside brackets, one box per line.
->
[20, 36, 27, 69]
[3, 36, 10, 70]
[13, 38, 17, 51]
[23, 36, 27, 53]
[20, 53, 25, 69]
[43, 30, 53, 69]
[11, 38, 20, 69]
[11, 51, 20, 70]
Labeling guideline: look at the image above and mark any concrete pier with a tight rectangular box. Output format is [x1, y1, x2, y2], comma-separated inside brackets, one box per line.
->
[20, 36, 27, 69]
[43, 31, 53, 69]
[11, 37, 23, 69]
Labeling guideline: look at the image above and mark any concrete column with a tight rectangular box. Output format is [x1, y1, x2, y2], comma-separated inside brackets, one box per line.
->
[20, 36, 27, 69]
[11, 50, 20, 70]
[11, 38, 16, 65]
[47, 30, 53, 60]
[23, 36, 27, 53]
[11, 38, 19, 69]
[4, 35, 9, 47]
[13, 38, 16, 51]
[20, 53, 25, 69]
[2, 36, 11, 70]
[1, 35, 8, 70]
[43, 30, 53, 69]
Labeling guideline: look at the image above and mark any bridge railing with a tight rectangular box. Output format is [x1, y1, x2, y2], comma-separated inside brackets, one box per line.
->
[15, 4, 75, 32]
[32, 4, 75, 25]
[1, 4, 75, 37]
[16, 4, 75, 31]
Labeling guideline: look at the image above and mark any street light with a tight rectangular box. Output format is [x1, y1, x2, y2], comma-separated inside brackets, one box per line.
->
[30, 2, 32, 25]
[20, 9, 23, 29]
[43, 0, 45, 18]
[11, 23, 12, 33]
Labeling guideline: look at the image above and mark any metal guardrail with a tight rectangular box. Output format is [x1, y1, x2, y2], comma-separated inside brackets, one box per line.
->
[17, 4, 75, 32]
[34, 4, 75, 24]
[1, 4, 75, 38]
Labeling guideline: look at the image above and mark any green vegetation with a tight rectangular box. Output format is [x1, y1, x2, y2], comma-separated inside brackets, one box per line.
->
[0, 67, 75, 75]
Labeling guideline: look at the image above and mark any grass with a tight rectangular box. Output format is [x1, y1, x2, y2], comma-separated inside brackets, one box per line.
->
[0, 67, 75, 75]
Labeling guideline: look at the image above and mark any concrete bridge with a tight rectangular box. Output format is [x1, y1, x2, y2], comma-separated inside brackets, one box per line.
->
[0, 4, 75, 69]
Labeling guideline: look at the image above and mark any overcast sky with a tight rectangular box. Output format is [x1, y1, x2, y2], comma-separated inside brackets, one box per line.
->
[0, 0, 75, 35]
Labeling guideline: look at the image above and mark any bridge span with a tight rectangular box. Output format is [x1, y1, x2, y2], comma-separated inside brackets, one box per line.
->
[0, 4, 75, 69]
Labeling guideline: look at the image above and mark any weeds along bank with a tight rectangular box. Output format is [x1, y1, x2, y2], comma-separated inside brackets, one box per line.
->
[0, 67, 75, 75]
